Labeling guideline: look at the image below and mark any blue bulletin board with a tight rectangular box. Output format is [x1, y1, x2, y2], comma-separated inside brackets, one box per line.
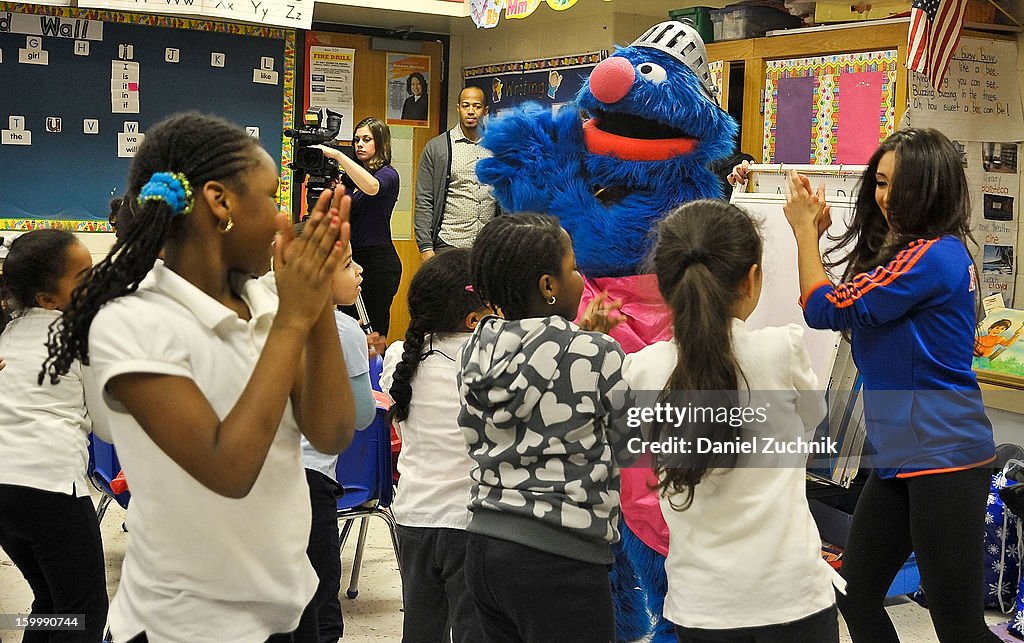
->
[0, 3, 296, 231]
[464, 51, 606, 116]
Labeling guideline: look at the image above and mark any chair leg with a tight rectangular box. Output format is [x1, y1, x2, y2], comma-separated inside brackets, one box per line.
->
[339, 517, 356, 549]
[381, 508, 401, 565]
[346, 518, 370, 599]
[95, 495, 112, 524]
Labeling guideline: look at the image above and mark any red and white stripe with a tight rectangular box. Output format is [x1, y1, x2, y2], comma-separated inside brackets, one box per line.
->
[907, 0, 969, 88]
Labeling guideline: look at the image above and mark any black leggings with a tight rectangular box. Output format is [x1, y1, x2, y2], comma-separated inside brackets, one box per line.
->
[464, 533, 615, 643]
[342, 243, 402, 337]
[836, 468, 999, 642]
[0, 484, 108, 643]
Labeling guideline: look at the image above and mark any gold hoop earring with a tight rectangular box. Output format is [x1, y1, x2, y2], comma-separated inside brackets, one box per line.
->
[219, 215, 234, 233]
[547, 296, 557, 305]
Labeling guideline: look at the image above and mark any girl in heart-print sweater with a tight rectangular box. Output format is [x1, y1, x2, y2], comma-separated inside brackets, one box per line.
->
[457, 214, 637, 639]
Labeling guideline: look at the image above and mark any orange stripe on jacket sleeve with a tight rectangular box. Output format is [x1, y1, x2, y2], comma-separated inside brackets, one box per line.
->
[825, 239, 937, 309]
[799, 279, 833, 309]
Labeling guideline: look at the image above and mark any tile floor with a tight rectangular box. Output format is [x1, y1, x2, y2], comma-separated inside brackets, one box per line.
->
[0, 493, 1015, 642]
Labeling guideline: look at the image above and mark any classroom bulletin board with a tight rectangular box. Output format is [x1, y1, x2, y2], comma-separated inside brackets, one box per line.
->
[464, 51, 606, 116]
[762, 49, 898, 165]
[0, 2, 296, 231]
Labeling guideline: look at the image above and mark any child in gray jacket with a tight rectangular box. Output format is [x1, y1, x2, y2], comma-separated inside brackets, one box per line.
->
[458, 214, 635, 642]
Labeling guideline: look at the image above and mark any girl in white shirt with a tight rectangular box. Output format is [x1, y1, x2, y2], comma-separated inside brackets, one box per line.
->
[41, 112, 356, 643]
[0, 229, 103, 642]
[621, 200, 842, 643]
[379, 248, 489, 643]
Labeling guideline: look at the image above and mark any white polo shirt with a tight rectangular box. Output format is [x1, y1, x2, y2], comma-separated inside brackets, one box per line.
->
[0, 308, 90, 497]
[380, 333, 474, 529]
[86, 263, 317, 643]
[622, 319, 842, 630]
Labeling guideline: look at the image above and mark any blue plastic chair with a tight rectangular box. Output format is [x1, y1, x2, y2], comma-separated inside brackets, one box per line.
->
[335, 405, 400, 599]
[368, 353, 384, 391]
[87, 434, 130, 524]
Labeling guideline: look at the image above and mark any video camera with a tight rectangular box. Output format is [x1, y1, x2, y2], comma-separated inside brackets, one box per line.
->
[285, 107, 344, 214]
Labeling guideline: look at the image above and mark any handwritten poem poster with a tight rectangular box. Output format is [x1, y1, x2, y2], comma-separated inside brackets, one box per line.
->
[908, 37, 1024, 141]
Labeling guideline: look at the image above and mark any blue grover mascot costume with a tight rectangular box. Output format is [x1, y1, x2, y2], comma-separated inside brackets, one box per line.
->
[476, 21, 737, 642]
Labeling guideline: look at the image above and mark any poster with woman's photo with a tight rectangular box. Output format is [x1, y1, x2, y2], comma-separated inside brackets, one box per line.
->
[386, 54, 430, 127]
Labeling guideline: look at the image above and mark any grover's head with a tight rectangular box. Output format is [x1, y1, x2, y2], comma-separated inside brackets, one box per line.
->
[577, 21, 736, 185]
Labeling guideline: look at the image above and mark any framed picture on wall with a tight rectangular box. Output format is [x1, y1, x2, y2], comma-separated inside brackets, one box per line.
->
[386, 53, 431, 127]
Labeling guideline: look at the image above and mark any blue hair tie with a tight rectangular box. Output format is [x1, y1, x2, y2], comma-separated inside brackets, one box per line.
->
[138, 172, 194, 217]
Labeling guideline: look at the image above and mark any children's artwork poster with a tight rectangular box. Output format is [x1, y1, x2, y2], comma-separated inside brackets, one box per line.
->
[307, 45, 355, 141]
[959, 139, 1020, 306]
[469, 0, 502, 28]
[504, 0, 540, 19]
[906, 37, 1024, 143]
[386, 54, 431, 128]
[762, 50, 898, 165]
[464, 51, 606, 116]
[973, 307, 1024, 382]
[470, 0, 580, 28]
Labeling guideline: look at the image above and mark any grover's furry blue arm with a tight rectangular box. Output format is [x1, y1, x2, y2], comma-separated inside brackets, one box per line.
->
[476, 102, 584, 215]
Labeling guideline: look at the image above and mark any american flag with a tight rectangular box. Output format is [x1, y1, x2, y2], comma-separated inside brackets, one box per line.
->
[908, 0, 969, 88]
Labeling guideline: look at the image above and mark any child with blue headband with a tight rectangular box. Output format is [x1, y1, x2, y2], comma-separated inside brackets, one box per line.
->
[44, 112, 356, 642]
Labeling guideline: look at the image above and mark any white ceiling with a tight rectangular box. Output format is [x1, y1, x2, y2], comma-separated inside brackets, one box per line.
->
[311, 0, 735, 34]
[311, 0, 1023, 37]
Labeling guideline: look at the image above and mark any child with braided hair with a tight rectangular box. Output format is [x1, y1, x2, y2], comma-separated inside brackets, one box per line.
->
[378, 247, 488, 642]
[42, 112, 357, 642]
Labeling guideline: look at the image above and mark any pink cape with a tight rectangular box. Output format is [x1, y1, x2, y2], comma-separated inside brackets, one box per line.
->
[577, 274, 672, 557]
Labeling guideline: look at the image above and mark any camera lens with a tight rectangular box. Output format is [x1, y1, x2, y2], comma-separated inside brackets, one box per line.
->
[298, 147, 325, 169]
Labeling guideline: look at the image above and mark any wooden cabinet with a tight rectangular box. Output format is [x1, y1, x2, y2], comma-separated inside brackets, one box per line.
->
[706, 21, 911, 161]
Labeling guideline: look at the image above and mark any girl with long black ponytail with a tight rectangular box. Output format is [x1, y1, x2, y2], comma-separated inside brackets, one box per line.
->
[379, 248, 488, 642]
[788, 129, 999, 642]
[43, 112, 358, 641]
[621, 199, 841, 641]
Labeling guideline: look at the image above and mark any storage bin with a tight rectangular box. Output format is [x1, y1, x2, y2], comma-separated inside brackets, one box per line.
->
[887, 555, 920, 597]
[710, 4, 802, 41]
[811, 500, 920, 598]
[809, 498, 854, 546]
[814, 0, 909, 24]
[668, 6, 715, 44]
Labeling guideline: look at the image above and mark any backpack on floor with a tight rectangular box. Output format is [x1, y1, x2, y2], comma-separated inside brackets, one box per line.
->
[989, 462, 1024, 616]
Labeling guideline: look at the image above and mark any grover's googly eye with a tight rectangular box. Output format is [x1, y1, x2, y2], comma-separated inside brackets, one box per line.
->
[637, 63, 667, 84]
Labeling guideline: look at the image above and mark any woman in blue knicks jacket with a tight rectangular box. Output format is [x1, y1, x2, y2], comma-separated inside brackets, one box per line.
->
[785, 128, 999, 643]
